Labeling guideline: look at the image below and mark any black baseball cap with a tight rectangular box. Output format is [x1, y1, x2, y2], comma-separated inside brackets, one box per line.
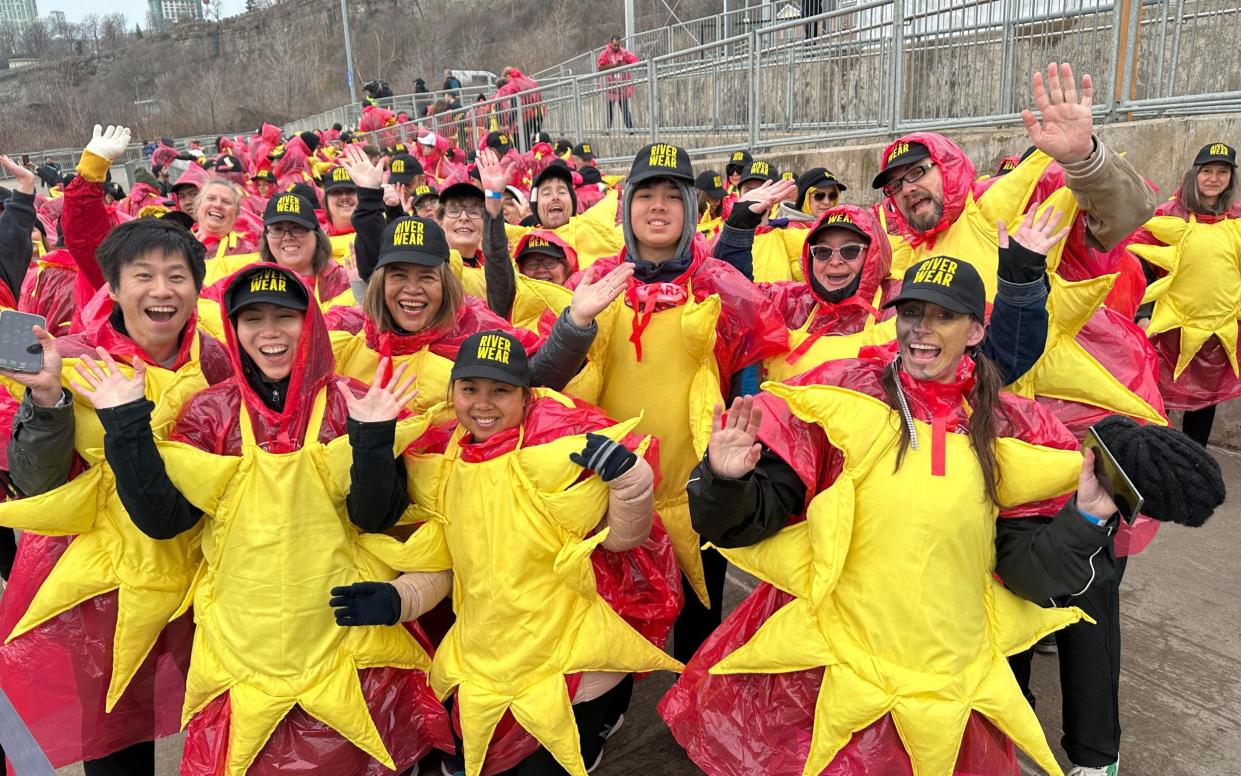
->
[797, 166, 847, 200]
[215, 155, 243, 174]
[694, 170, 727, 199]
[386, 142, 409, 156]
[484, 131, 514, 156]
[450, 330, 531, 388]
[410, 184, 438, 206]
[224, 264, 310, 317]
[438, 181, 485, 204]
[375, 216, 450, 269]
[251, 169, 276, 184]
[573, 142, 596, 161]
[285, 182, 321, 208]
[322, 166, 356, 193]
[871, 140, 931, 189]
[263, 192, 319, 230]
[578, 166, 602, 186]
[738, 159, 778, 188]
[807, 209, 871, 244]
[1194, 142, 1237, 168]
[725, 149, 752, 174]
[883, 255, 986, 321]
[517, 233, 567, 262]
[388, 154, 423, 184]
[627, 143, 694, 186]
[534, 160, 576, 191]
[554, 139, 573, 156]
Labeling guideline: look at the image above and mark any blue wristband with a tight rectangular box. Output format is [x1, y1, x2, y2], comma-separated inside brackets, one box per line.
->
[1076, 505, 1109, 527]
[484, 189, 503, 200]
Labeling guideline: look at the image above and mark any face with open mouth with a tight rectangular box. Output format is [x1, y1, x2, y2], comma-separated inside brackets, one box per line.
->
[630, 178, 685, 261]
[894, 300, 984, 383]
[891, 162, 945, 233]
[112, 249, 198, 364]
[452, 377, 527, 441]
[326, 187, 358, 229]
[382, 263, 444, 333]
[809, 227, 868, 293]
[235, 302, 304, 381]
[536, 179, 573, 229]
[196, 183, 239, 237]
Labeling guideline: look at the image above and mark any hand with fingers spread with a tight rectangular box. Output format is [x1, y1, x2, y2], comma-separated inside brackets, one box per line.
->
[345, 358, 419, 422]
[1022, 62, 1095, 165]
[738, 178, 799, 215]
[707, 396, 764, 480]
[569, 262, 634, 327]
[338, 145, 386, 190]
[85, 124, 132, 162]
[476, 147, 509, 217]
[0, 154, 37, 194]
[997, 204, 1071, 284]
[69, 347, 147, 410]
[329, 581, 401, 626]
[0, 325, 63, 407]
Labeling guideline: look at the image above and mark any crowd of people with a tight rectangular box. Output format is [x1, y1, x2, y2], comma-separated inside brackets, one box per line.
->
[0, 60, 1230, 776]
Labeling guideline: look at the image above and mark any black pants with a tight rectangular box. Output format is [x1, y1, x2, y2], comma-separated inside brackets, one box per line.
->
[672, 546, 727, 663]
[1182, 405, 1216, 447]
[1010, 557, 1126, 768]
[606, 99, 633, 129]
[521, 115, 543, 151]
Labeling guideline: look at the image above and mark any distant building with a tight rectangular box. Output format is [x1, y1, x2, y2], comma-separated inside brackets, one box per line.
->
[148, 0, 203, 31]
[0, 0, 38, 35]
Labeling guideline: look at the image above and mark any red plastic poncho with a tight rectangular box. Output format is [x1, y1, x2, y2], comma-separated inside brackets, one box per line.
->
[171, 266, 451, 774]
[117, 181, 165, 218]
[19, 249, 80, 336]
[0, 314, 230, 768]
[248, 123, 283, 165]
[404, 394, 682, 774]
[659, 348, 1079, 776]
[597, 46, 641, 101]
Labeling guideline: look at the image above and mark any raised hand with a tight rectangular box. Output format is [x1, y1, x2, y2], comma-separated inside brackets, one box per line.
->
[345, 358, 418, 422]
[569, 261, 634, 327]
[1022, 63, 1095, 165]
[68, 346, 147, 410]
[475, 147, 510, 194]
[737, 178, 799, 215]
[998, 204, 1071, 257]
[0, 155, 37, 194]
[706, 396, 764, 480]
[85, 124, 132, 162]
[338, 144, 386, 190]
[0, 324, 63, 407]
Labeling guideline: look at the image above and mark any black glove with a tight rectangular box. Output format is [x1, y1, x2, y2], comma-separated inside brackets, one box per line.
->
[997, 238, 1047, 285]
[724, 200, 765, 231]
[569, 432, 637, 482]
[329, 581, 401, 626]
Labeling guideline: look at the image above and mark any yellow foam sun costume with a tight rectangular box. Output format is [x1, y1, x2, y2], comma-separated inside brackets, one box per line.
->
[448, 249, 575, 335]
[361, 399, 681, 776]
[504, 188, 623, 269]
[0, 340, 210, 710]
[764, 315, 896, 384]
[152, 391, 433, 775]
[752, 227, 808, 283]
[711, 382, 1087, 776]
[1130, 215, 1241, 378]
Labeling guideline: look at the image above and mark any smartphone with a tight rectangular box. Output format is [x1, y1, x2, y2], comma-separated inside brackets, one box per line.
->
[1083, 426, 1144, 524]
[0, 311, 46, 374]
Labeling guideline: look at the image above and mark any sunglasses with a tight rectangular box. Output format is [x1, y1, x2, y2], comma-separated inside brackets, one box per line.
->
[881, 161, 936, 198]
[810, 189, 839, 203]
[809, 243, 866, 262]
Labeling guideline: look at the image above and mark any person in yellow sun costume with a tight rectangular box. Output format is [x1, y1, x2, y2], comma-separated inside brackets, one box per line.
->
[196, 192, 356, 342]
[0, 218, 231, 771]
[1129, 141, 1241, 447]
[503, 160, 625, 270]
[66, 264, 451, 775]
[333, 329, 683, 776]
[661, 256, 1127, 776]
[562, 143, 789, 663]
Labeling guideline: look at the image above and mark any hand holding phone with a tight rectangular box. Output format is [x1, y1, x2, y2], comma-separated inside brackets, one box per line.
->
[1081, 426, 1145, 524]
[0, 313, 62, 408]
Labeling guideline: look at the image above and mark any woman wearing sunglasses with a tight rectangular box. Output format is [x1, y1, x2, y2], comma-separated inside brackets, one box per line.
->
[787, 167, 847, 219]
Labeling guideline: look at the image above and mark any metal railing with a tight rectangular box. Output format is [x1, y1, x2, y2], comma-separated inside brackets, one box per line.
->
[340, 0, 1241, 167]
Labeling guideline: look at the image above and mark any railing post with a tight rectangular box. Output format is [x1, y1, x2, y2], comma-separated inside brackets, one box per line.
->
[998, 0, 1016, 115]
[1166, 0, 1186, 98]
[712, 56, 721, 130]
[572, 77, 584, 144]
[748, 27, 759, 148]
[648, 58, 659, 143]
[889, 0, 905, 130]
[785, 40, 794, 130]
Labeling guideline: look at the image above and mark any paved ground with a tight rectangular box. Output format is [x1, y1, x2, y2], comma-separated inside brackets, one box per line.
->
[54, 448, 1241, 776]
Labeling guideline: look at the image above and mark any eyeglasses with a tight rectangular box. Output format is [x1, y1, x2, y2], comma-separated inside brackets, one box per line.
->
[881, 161, 936, 198]
[444, 206, 483, 219]
[809, 243, 866, 263]
[519, 256, 563, 271]
[810, 189, 838, 203]
[267, 225, 310, 239]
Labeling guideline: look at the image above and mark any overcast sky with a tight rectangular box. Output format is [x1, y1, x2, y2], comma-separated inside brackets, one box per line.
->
[40, 0, 246, 26]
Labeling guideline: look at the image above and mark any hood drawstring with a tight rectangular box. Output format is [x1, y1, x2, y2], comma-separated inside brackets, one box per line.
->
[891, 357, 920, 452]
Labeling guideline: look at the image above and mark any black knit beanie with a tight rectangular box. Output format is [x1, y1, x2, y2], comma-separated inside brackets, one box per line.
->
[1092, 415, 1225, 527]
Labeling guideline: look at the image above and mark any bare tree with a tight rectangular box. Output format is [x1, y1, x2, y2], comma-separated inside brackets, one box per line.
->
[101, 14, 127, 51]
[19, 19, 52, 57]
[80, 14, 102, 52]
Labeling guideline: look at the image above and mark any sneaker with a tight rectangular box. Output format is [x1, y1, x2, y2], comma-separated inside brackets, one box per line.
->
[601, 712, 625, 740]
[1067, 762, 1118, 776]
[440, 755, 463, 776]
[1033, 633, 1058, 655]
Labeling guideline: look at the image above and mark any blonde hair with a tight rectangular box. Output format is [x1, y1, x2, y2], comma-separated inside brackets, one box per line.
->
[363, 262, 464, 333]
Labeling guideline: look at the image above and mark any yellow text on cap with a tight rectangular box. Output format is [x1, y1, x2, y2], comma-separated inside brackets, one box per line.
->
[913, 257, 958, 287]
[731, 151, 744, 161]
[275, 195, 302, 214]
[392, 219, 425, 246]
[887, 141, 911, 164]
[582, 143, 592, 153]
[332, 168, 350, 182]
[1210, 143, 1232, 156]
[392, 160, 406, 173]
[824, 212, 855, 227]
[752, 161, 770, 176]
[476, 333, 512, 364]
[528, 237, 551, 248]
[250, 271, 288, 293]
[649, 144, 679, 169]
